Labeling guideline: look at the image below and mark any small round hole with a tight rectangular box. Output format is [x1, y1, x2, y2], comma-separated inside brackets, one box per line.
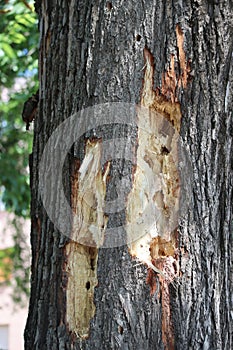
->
[107, 2, 113, 10]
[118, 325, 124, 334]
[86, 281, 90, 290]
[173, 262, 177, 274]
[90, 258, 95, 271]
[136, 34, 141, 42]
[161, 146, 170, 155]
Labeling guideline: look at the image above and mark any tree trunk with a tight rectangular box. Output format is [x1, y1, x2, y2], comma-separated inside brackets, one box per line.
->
[25, 1, 232, 349]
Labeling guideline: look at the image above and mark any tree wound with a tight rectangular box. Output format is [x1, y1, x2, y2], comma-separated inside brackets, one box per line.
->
[65, 140, 110, 339]
[127, 25, 191, 350]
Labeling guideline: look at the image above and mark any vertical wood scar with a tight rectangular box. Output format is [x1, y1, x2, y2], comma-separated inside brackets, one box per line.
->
[127, 24, 191, 350]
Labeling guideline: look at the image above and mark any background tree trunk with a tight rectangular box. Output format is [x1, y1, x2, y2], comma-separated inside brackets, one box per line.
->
[25, 1, 232, 349]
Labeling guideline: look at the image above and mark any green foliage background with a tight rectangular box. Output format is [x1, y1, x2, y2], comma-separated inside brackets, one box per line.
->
[0, 0, 38, 303]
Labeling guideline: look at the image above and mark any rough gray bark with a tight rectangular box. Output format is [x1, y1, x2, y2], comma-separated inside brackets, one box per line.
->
[25, 1, 232, 349]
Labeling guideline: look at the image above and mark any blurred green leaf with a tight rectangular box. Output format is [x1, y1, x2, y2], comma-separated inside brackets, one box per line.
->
[0, 0, 38, 303]
[1, 42, 16, 58]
